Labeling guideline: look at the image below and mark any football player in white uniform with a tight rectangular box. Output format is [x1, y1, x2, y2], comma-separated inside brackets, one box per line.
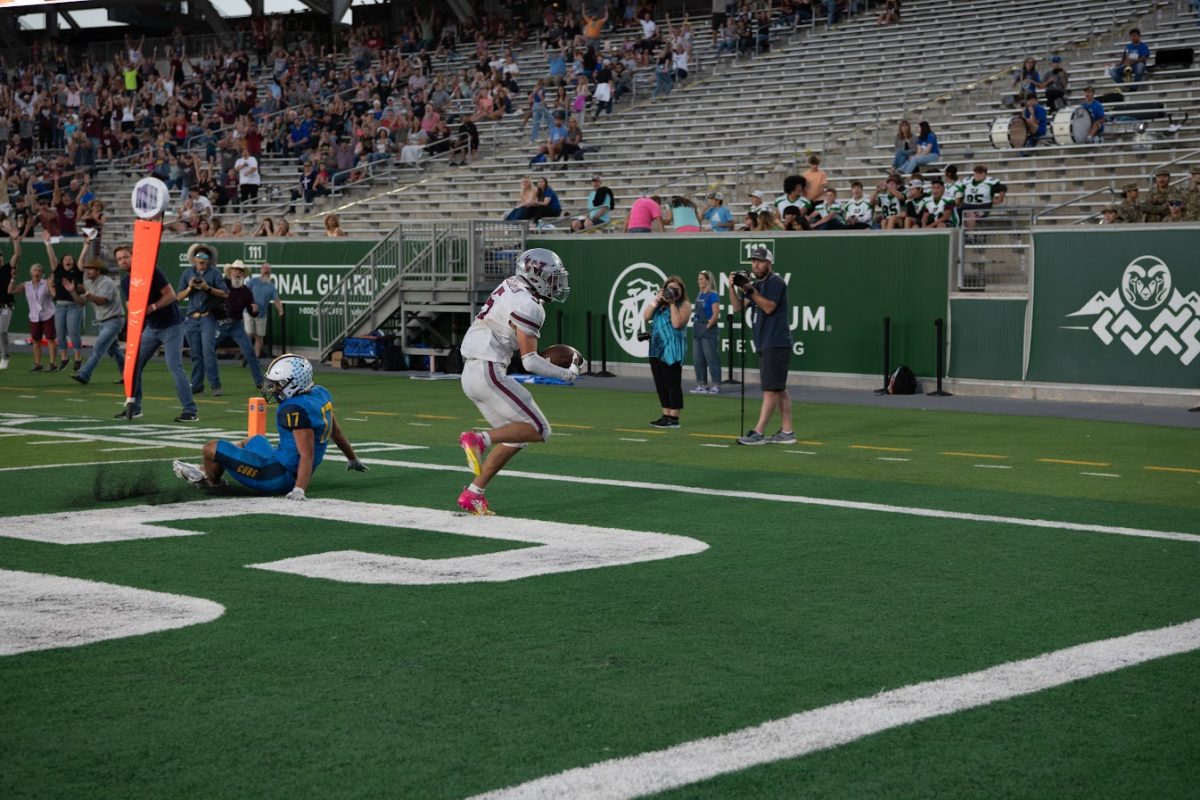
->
[456, 247, 579, 515]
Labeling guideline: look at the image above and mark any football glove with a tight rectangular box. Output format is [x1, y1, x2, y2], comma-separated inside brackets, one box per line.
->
[565, 362, 581, 383]
[346, 458, 369, 472]
[285, 487, 307, 501]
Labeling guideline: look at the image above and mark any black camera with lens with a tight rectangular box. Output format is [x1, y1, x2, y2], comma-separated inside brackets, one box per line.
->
[731, 270, 753, 289]
[661, 284, 680, 304]
[637, 318, 653, 342]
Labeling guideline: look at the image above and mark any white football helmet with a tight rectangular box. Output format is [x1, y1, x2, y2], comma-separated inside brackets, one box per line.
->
[514, 247, 570, 302]
[262, 353, 314, 403]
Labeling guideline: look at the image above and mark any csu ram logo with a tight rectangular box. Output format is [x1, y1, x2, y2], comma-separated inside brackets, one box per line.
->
[1064, 255, 1200, 365]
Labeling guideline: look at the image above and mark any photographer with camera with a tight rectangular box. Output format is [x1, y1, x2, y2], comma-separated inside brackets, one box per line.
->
[729, 248, 795, 445]
[641, 275, 691, 429]
[176, 243, 229, 397]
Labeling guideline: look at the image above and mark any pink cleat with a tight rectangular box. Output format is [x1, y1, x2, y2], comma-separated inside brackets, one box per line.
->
[459, 431, 487, 476]
[457, 486, 493, 516]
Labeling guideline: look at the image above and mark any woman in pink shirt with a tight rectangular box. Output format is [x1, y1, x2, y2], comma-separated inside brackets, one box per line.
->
[625, 194, 664, 233]
[420, 103, 441, 134]
[7, 251, 60, 371]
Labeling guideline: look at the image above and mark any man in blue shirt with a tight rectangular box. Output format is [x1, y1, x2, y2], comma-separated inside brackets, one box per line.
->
[1020, 94, 1049, 150]
[570, 175, 614, 231]
[728, 247, 795, 445]
[117, 243, 198, 422]
[173, 354, 367, 498]
[246, 262, 284, 358]
[702, 192, 734, 231]
[176, 243, 228, 396]
[1080, 86, 1106, 143]
[1110, 28, 1151, 87]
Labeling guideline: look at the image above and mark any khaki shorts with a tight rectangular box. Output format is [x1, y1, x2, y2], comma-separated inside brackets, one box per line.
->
[244, 311, 268, 337]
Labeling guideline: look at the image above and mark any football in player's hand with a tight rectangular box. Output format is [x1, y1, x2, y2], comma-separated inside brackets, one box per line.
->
[540, 343, 584, 369]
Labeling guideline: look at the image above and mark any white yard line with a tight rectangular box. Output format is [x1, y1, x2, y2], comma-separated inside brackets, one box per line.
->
[99, 445, 175, 452]
[24, 440, 87, 446]
[877, 457, 910, 462]
[619, 438, 647, 443]
[700, 444, 730, 448]
[1080, 472, 1121, 479]
[471, 618, 1200, 800]
[0, 457, 179, 473]
[974, 464, 1013, 470]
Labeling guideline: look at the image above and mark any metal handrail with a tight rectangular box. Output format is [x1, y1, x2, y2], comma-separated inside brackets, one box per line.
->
[1032, 183, 1117, 223]
[1148, 147, 1200, 178]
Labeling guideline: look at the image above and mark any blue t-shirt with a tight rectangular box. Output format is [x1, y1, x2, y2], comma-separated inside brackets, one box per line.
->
[1027, 104, 1048, 136]
[122, 266, 182, 329]
[247, 275, 279, 309]
[693, 290, 719, 326]
[703, 205, 733, 231]
[671, 204, 700, 230]
[747, 272, 792, 350]
[178, 266, 227, 314]
[1123, 41, 1151, 61]
[587, 188, 612, 224]
[1082, 99, 1105, 127]
[918, 132, 939, 155]
[542, 187, 561, 213]
[547, 53, 566, 77]
[275, 385, 333, 473]
[648, 304, 686, 365]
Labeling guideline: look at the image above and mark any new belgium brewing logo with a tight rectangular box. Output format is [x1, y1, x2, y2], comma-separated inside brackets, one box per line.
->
[608, 263, 668, 358]
[1064, 255, 1200, 365]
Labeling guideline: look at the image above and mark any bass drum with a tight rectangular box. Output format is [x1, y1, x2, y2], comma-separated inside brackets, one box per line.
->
[1052, 106, 1091, 144]
[990, 115, 1024, 149]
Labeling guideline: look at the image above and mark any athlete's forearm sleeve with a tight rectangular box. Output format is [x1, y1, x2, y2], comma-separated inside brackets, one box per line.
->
[522, 351, 573, 381]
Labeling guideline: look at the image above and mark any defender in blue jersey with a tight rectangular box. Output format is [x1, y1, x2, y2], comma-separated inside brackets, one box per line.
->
[172, 354, 368, 499]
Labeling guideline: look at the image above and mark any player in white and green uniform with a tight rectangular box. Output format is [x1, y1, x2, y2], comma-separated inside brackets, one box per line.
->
[873, 177, 906, 229]
[921, 180, 959, 228]
[844, 181, 874, 229]
[961, 165, 1007, 230]
[942, 165, 968, 204]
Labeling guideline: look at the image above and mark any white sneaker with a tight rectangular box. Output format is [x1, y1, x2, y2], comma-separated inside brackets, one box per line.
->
[0, 357, 8, 370]
[707, 385, 721, 394]
[688, 385, 709, 394]
[172, 460, 208, 485]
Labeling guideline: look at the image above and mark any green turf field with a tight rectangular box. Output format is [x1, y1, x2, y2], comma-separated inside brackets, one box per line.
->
[1, 352, 1198, 799]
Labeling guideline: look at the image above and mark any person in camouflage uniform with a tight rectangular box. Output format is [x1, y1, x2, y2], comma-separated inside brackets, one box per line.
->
[1183, 167, 1200, 222]
[1164, 200, 1186, 223]
[1144, 170, 1183, 222]
[1115, 184, 1145, 223]
[1099, 207, 1120, 224]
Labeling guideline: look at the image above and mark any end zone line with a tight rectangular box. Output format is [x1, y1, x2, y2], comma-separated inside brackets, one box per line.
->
[471, 618, 1200, 800]
[339, 456, 1200, 544]
[0, 457, 179, 473]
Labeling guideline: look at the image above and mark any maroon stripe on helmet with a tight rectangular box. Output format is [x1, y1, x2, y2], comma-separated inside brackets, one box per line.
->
[487, 361, 546, 438]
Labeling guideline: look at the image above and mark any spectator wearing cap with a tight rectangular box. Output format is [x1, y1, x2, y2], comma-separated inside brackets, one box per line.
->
[1145, 170, 1182, 223]
[729, 247, 795, 446]
[1044, 56, 1069, 111]
[626, 194, 664, 233]
[747, 189, 773, 224]
[703, 192, 733, 232]
[571, 176, 614, 232]
[220, 260, 266, 388]
[1184, 167, 1200, 221]
[1115, 184, 1145, 224]
[68, 254, 124, 386]
[177, 243, 228, 397]
[1109, 28, 1150, 89]
[1099, 207, 1119, 225]
[1165, 199, 1186, 223]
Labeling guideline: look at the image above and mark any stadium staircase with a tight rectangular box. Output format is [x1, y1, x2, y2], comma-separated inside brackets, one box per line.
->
[312, 220, 526, 363]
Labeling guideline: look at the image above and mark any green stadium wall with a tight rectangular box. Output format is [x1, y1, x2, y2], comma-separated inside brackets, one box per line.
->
[528, 232, 953, 376]
[948, 297, 1026, 382]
